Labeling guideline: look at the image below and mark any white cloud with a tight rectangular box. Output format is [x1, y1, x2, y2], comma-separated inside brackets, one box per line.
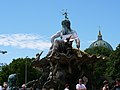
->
[81, 40, 96, 44]
[0, 34, 51, 50]
[86, 40, 96, 44]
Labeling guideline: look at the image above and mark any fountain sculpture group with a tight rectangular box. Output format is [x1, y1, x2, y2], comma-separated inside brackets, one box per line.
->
[30, 12, 105, 90]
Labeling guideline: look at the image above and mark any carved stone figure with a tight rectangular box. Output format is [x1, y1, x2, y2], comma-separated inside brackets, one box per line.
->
[51, 19, 80, 49]
[7, 74, 19, 90]
[29, 12, 105, 90]
[48, 12, 80, 58]
[35, 51, 43, 61]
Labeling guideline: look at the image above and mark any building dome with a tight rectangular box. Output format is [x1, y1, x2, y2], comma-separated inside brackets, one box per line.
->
[89, 30, 113, 51]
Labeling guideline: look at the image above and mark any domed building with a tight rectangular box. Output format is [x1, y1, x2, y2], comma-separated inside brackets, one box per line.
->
[89, 30, 113, 51]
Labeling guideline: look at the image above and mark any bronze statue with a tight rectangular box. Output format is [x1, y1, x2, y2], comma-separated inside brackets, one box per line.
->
[35, 51, 43, 61]
[48, 12, 80, 58]
[30, 12, 105, 90]
[7, 74, 19, 90]
[51, 19, 80, 49]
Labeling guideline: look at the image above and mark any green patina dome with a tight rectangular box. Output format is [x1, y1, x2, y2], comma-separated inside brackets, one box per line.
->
[89, 30, 113, 51]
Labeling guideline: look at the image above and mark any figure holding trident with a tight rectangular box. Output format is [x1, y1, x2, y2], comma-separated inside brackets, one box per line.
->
[49, 11, 80, 57]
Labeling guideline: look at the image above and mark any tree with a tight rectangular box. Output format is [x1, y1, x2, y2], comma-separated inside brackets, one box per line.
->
[84, 46, 113, 89]
[105, 44, 120, 80]
[84, 46, 112, 57]
[0, 57, 42, 87]
[0, 64, 10, 84]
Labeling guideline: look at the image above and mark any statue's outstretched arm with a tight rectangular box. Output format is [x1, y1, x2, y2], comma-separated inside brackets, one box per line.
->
[51, 31, 61, 44]
[73, 31, 80, 49]
[75, 38, 80, 49]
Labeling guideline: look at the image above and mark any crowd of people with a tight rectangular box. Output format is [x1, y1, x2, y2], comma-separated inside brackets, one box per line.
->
[0, 82, 8, 90]
[63, 78, 120, 90]
[108, 78, 120, 90]
[0, 82, 27, 90]
[100, 78, 120, 90]
[0, 78, 120, 90]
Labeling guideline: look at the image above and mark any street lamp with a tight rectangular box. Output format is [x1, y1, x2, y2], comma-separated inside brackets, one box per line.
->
[25, 56, 28, 87]
[0, 50, 7, 71]
[0, 63, 3, 71]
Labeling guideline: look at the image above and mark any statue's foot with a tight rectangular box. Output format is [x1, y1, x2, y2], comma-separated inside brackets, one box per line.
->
[78, 54, 82, 57]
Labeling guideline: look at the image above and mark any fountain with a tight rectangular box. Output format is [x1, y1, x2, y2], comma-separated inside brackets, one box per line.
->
[28, 12, 105, 90]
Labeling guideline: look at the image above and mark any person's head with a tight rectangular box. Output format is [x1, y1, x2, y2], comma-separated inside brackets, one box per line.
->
[22, 84, 26, 89]
[103, 80, 109, 87]
[3, 82, 8, 88]
[65, 83, 69, 88]
[61, 20, 71, 29]
[61, 20, 72, 35]
[115, 78, 120, 86]
[79, 78, 83, 85]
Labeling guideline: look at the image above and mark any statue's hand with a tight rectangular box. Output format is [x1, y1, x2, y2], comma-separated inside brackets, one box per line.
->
[76, 43, 80, 49]
[75, 38, 80, 49]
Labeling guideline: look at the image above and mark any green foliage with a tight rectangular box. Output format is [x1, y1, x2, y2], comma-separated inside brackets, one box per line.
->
[0, 65, 10, 84]
[105, 44, 120, 79]
[0, 57, 42, 87]
[84, 46, 113, 89]
[84, 44, 120, 88]
[84, 46, 113, 78]
[85, 46, 112, 57]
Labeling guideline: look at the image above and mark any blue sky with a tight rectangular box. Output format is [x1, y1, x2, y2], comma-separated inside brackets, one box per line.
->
[0, 0, 120, 64]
